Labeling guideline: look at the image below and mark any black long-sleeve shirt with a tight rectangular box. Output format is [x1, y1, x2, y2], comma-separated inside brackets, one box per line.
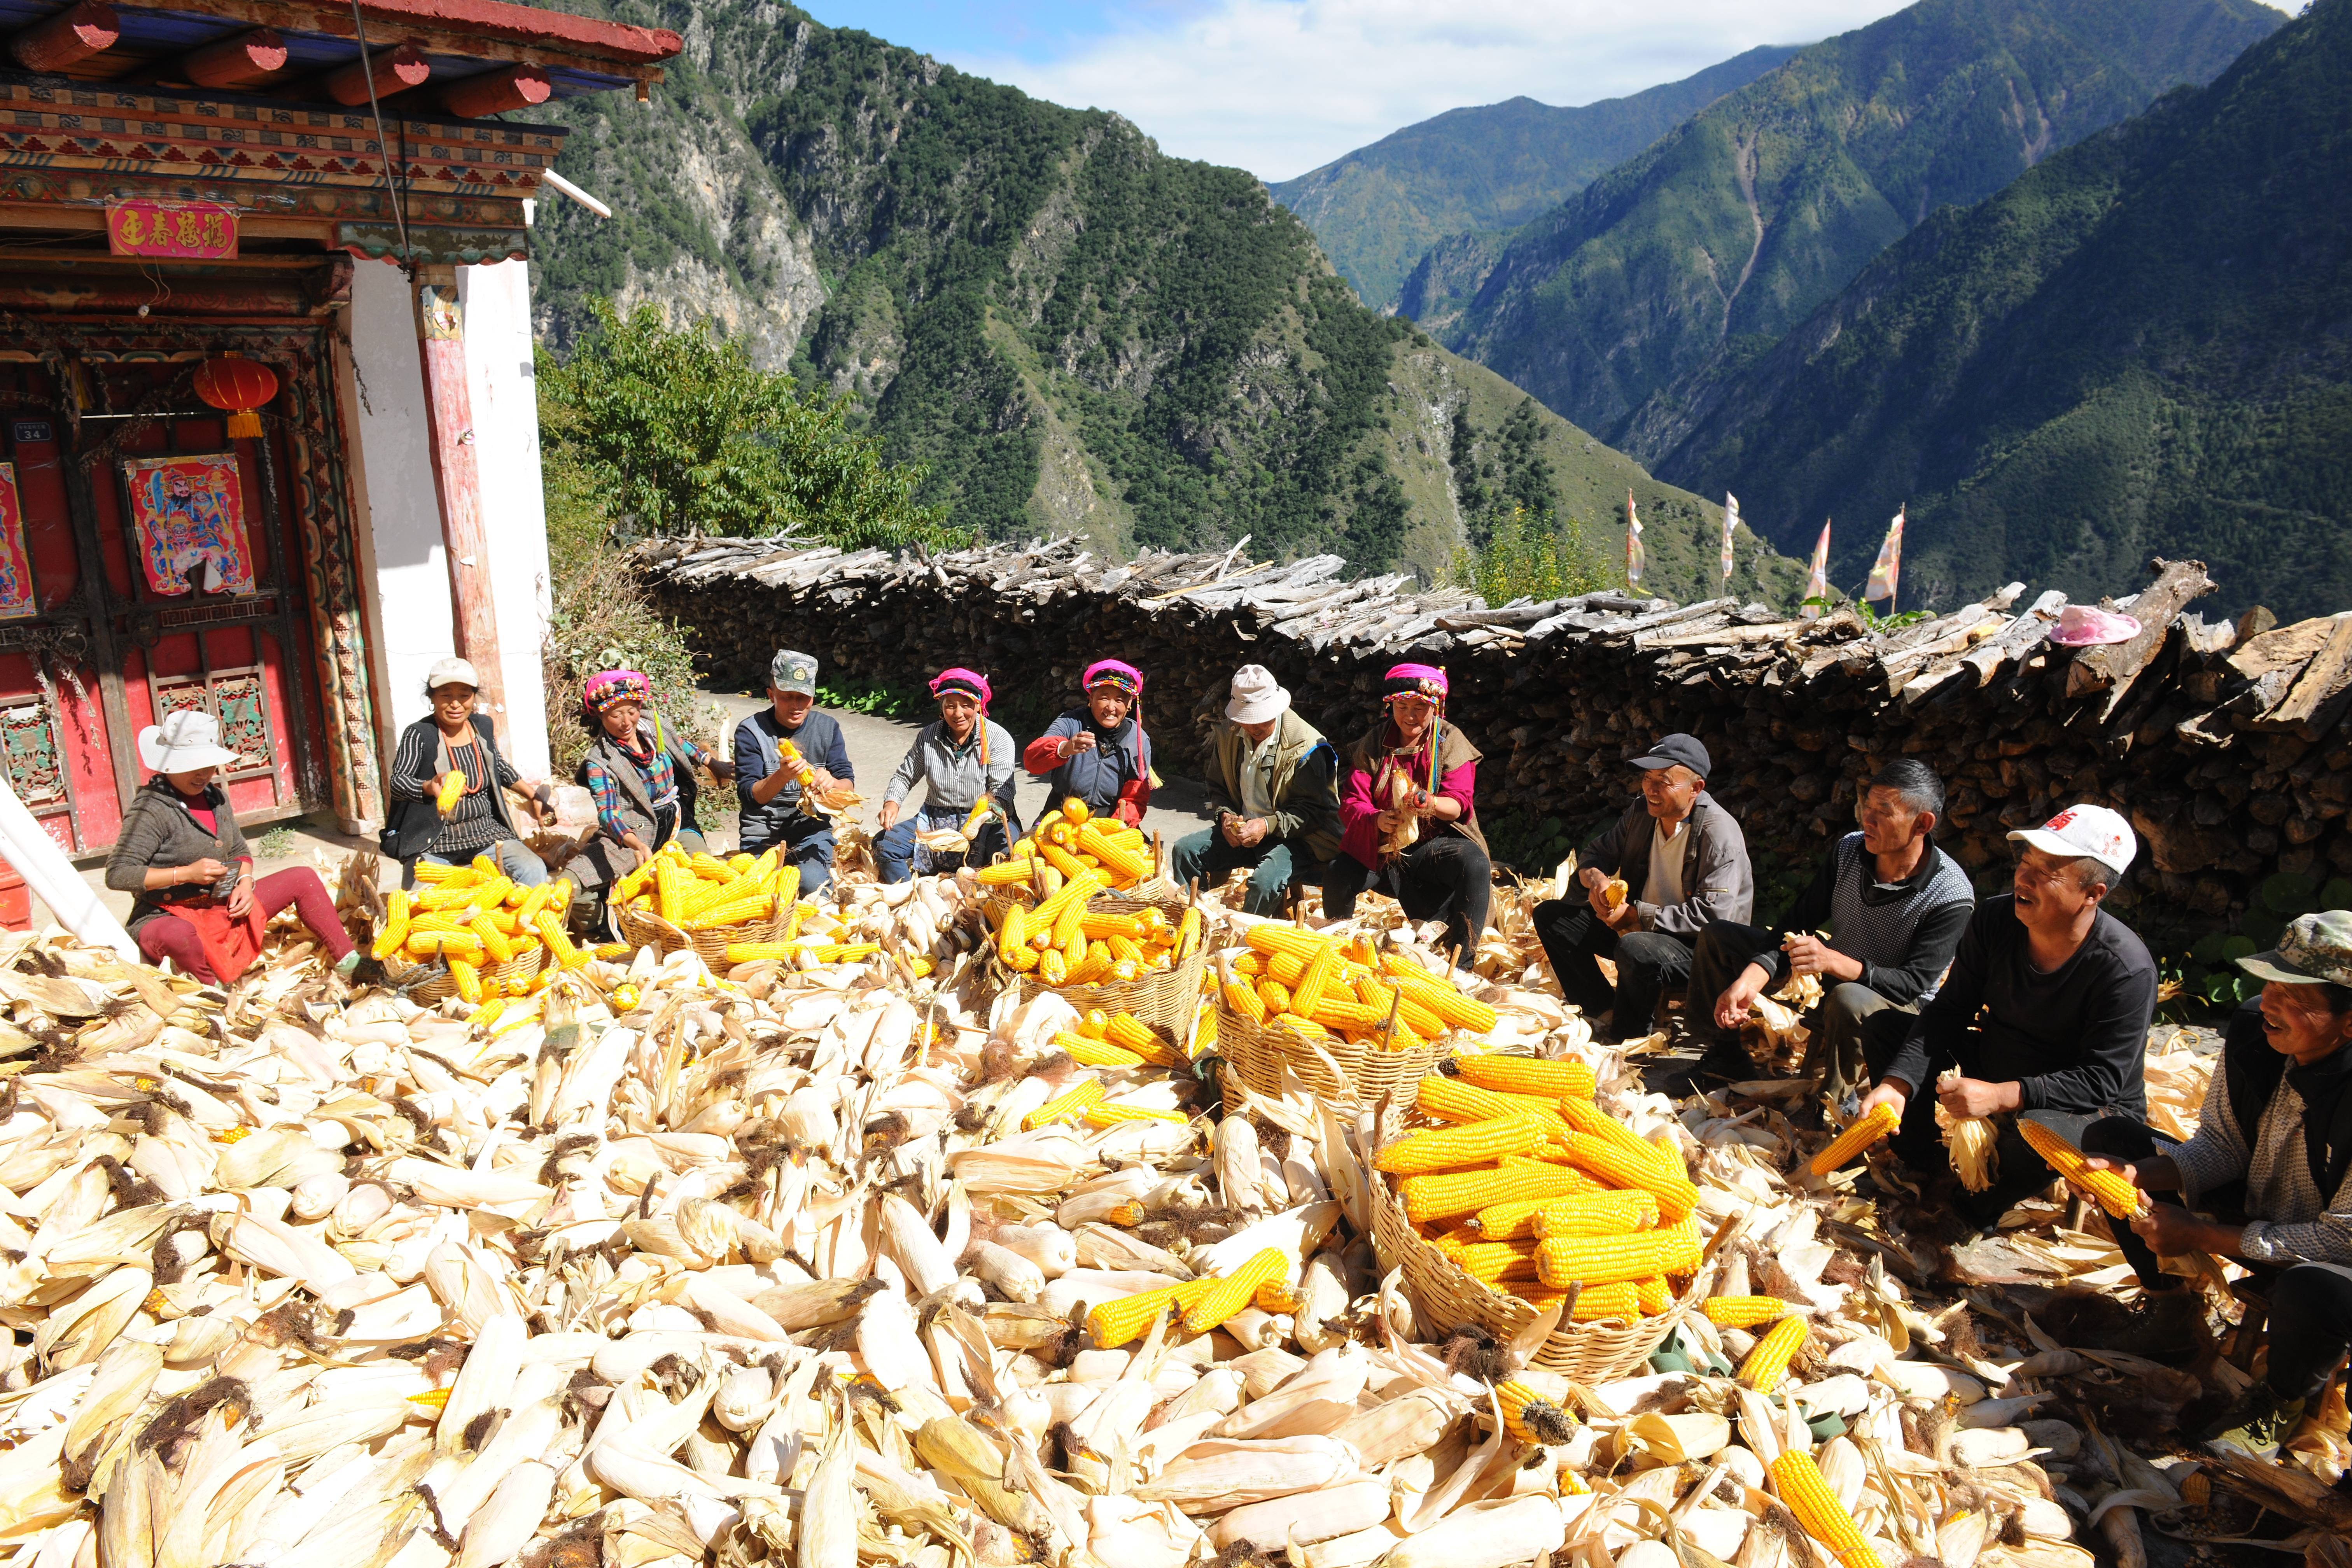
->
[1882, 896, 2157, 1115]
[1744, 836, 1974, 1006]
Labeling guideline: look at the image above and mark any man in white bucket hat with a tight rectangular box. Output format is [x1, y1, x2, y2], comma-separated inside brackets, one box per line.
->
[105, 709, 360, 984]
[1171, 665, 1340, 916]
[1854, 803, 2159, 1223]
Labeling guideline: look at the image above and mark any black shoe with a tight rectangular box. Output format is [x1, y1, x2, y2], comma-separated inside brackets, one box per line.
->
[2201, 1385, 2305, 1460]
[1694, 1043, 1755, 1081]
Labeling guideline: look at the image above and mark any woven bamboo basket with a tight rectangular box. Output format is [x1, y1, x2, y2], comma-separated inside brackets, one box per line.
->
[1366, 1097, 1709, 1382]
[985, 890, 1211, 1055]
[615, 899, 789, 966]
[1218, 1003, 1449, 1111]
[380, 945, 545, 1005]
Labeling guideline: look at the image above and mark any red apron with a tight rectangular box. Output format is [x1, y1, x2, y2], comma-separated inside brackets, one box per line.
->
[171, 894, 269, 985]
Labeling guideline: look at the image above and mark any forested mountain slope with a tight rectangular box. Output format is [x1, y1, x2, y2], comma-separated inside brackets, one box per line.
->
[1267, 46, 1801, 311]
[1433, 0, 2282, 455]
[1655, 0, 2352, 621]
[523, 0, 1799, 599]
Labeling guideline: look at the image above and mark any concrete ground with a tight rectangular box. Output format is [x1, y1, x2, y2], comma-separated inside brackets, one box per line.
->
[34, 688, 1227, 932]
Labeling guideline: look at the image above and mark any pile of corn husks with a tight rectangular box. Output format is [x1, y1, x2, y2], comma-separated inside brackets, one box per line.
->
[0, 861, 2293, 1568]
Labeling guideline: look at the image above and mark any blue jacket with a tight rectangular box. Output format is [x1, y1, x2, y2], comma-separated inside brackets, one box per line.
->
[1029, 708, 1150, 816]
[734, 707, 852, 850]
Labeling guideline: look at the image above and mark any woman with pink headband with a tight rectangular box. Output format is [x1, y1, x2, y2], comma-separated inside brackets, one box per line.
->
[1023, 658, 1155, 826]
[876, 667, 1020, 882]
[1326, 662, 1491, 958]
[572, 669, 731, 927]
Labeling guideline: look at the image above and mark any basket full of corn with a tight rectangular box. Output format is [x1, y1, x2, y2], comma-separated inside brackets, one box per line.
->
[975, 798, 1176, 915]
[1367, 1054, 1712, 1381]
[611, 842, 800, 965]
[979, 880, 1207, 1055]
[371, 858, 615, 1008]
[1213, 924, 1475, 1108]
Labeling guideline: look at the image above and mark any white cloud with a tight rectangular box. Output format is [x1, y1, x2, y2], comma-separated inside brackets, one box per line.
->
[947, 0, 1924, 181]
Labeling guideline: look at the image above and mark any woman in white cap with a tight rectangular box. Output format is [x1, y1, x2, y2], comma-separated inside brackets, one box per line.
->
[1171, 665, 1339, 916]
[383, 657, 551, 891]
[105, 709, 359, 984]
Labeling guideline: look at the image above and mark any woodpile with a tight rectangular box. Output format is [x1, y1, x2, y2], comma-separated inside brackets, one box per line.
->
[636, 539, 2352, 944]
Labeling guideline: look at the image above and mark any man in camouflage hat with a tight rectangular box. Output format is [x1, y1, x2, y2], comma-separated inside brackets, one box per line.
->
[733, 648, 854, 889]
[2063, 910, 2352, 1459]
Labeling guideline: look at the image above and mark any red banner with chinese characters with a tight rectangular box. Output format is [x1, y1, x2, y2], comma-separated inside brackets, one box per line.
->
[106, 201, 238, 260]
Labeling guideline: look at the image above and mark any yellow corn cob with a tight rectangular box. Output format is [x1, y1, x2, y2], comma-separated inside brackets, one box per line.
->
[1416, 1074, 1571, 1128]
[1050, 894, 1089, 955]
[1635, 1276, 1673, 1313]
[1556, 1096, 1677, 1172]
[1086, 1276, 1214, 1348]
[1174, 907, 1202, 961]
[450, 957, 484, 1004]
[589, 942, 628, 961]
[998, 904, 1032, 964]
[462, 914, 511, 964]
[1245, 923, 1332, 962]
[975, 858, 1041, 887]
[1442, 1239, 1542, 1285]
[1036, 949, 1070, 985]
[1451, 1054, 1596, 1101]
[1060, 798, 1091, 824]
[405, 930, 485, 959]
[1080, 910, 1145, 941]
[1291, 946, 1340, 1020]
[1530, 1280, 1647, 1321]
[1402, 1161, 1581, 1225]
[407, 1386, 451, 1411]
[1022, 1078, 1105, 1130]
[467, 996, 508, 1031]
[1101, 1014, 1173, 1066]
[1182, 1248, 1286, 1333]
[1462, 1194, 1563, 1241]
[1253, 1280, 1301, 1314]
[415, 881, 485, 913]
[814, 943, 882, 964]
[2017, 1117, 2146, 1218]
[371, 890, 411, 961]
[1254, 980, 1293, 1017]
[725, 943, 796, 964]
[1555, 1134, 1699, 1221]
[1221, 980, 1267, 1023]
[1102, 1198, 1145, 1227]
[1036, 868, 1105, 922]
[1265, 950, 1308, 986]
[407, 912, 467, 935]
[1769, 1449, 1885, 1568]
[411, 860, 464, 885]
[1738, 1312, 1809, 1391]
[1808, 1102, 1903, 1176]
[1534, 1219, 1702, 1289]
[1530, 1190, 1661, 1238]
[1078, 822, 1152, 881]
[1054, 1031, 1146, 1068]
[1082, 1102, 1188, 1128]
[1380, 954, 1501, 1032]
[435, 771, 465, 812]
[1705, 1295, 1792, 1329]
[1494, 1380, 1577, 1446]
[1065, 942, 1112, 985]
[1375, 1116, 1556, 1176]
[1106, 933, 1145, 967]
[532, 912, 585, 970]
[685, 896, 775, 931]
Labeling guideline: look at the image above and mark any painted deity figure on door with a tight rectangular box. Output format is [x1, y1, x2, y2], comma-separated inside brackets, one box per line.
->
[0, 464, 36, 621]
[121, 453, 256, 597]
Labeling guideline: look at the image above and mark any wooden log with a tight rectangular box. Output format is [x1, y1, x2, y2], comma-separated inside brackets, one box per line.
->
[2063, 558, 2215, 700]
[180, 26, 287, 87]
[10, 0, 117, 72]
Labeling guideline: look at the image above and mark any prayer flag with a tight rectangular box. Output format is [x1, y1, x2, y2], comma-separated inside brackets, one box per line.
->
[1865, 506, 1904, 605]
[1721, 493, 1739, 584]
[1801, 520, 1830, 618]
[1626, 491, 1645, 587]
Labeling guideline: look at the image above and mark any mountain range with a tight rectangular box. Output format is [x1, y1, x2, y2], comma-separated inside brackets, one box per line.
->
[1266, 46, 1802, 312]
[1425, 0, 2285, 455]
[1654, 0, 2352, 619]
[525, 0, 1797, 602]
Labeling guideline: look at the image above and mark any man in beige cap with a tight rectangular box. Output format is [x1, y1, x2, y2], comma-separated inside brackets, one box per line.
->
[1172, 665, 1339, 916]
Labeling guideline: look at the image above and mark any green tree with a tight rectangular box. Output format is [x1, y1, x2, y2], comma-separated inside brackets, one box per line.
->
[539, 299, 963, 549]
[1448, 506, 1619, 602]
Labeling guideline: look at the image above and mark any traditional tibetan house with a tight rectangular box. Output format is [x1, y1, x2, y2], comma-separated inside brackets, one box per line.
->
[0, 0, 678, 868]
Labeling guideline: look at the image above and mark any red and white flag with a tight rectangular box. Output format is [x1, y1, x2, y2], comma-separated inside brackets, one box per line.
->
[1721, 494, 1739, 584]
[1626, 491, 1646, 587]
[1801, 520, 1831, 617]
[1864, 506, 1904, 605]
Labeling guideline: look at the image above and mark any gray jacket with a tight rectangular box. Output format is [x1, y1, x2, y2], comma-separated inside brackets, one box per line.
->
[105, 778, 251, 938]
[1577, 790, 1753, 936]
[886, 719, 1019, 821]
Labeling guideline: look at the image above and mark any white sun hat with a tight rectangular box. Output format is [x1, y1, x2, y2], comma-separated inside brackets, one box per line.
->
[138, 709, 240, 773]
[2007, 803, 2136, 876]
[1225, 665, 1291, 724]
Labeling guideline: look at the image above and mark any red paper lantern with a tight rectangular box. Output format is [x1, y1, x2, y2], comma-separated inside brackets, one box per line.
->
[193, 355, 278, 439]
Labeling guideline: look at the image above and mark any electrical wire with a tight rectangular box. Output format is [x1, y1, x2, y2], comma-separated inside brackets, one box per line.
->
[348, 0, 413, 270]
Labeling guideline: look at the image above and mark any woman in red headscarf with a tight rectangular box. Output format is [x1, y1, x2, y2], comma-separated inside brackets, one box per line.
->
[1023, 658, 1154, 826]
[1326, 662, 1491, 958]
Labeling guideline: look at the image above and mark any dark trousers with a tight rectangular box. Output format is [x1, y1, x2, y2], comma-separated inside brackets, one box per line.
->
[743, 811, 835, 893]
[1324, 835, 1491, 959]
[1685, 922, 1916, 1092]
[2085, 1113, 2352, 1403]
[1857, 1013, 2070, 1222]
[1533, 897, 1696, 1035]
[1171, 830, 1305, 918]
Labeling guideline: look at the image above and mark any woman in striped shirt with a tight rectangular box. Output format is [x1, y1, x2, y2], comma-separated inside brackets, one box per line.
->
[383, 657, 551, 891]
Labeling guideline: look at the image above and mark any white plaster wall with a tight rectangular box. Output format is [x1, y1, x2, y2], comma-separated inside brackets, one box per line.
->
[460, 259, 554, 779]
[346, 261, 456, 761]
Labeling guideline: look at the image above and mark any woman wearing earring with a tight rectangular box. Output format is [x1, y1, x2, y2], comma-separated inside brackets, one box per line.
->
[1325, 663, 1491, 958]
[1023, 659, 1153, 826]
[875, 667, 1019, 882]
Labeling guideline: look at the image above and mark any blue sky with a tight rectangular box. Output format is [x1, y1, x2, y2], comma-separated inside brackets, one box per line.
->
[793, 0, 1916, 180]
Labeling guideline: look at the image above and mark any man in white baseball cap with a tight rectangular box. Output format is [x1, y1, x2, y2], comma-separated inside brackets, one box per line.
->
[1172, 665, 1341, 916]
[1853, 803, 2159, 1223]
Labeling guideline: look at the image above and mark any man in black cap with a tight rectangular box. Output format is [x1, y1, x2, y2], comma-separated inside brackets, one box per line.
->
[1534, 733, 1753, 1041]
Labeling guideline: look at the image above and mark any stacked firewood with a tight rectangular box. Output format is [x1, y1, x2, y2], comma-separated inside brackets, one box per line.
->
[636, 539, 2352, 941]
